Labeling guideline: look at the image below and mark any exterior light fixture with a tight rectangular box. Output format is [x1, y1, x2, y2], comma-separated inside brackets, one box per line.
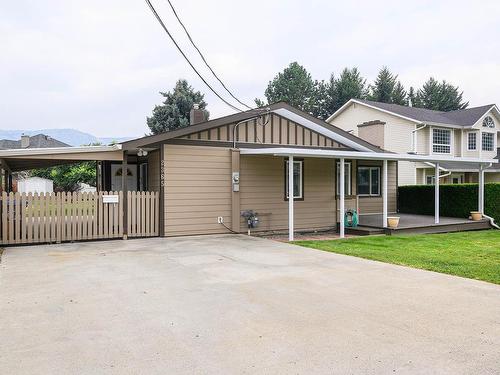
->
[137, 149, 148, 157]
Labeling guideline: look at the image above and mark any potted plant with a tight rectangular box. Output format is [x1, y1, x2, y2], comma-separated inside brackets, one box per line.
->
[387, 216, 400, 228]
[470, 211, 482, 221]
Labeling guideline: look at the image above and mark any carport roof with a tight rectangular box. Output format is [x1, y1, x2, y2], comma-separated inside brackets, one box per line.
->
[0, 145, 123, 172]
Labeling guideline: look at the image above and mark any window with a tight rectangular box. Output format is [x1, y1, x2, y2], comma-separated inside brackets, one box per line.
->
[426, 175, 435, 185]
[467, 132, 477, 151]
[139, 163, 148, 191]
[482, 116, 495, 128]
[284, 160, 303, 200]
[482, 132, 494, 151]
[357, 166, 380, 196]
[336, 161, 351, 195]
[451, 174, 463, 184]
[432, 128, 451, 154]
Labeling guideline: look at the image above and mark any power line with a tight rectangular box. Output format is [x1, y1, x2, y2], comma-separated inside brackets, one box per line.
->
[144, 0, 244, 112]
[164, 0, 253, 110]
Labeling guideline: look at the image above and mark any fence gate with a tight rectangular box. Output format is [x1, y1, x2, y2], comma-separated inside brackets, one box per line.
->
[0, 191, 159, 245]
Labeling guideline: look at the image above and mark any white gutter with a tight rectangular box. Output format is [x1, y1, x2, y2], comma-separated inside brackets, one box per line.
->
[272, 108, 373, 152]
[240, 147, 496, 165]
[0, 144, 122, 158]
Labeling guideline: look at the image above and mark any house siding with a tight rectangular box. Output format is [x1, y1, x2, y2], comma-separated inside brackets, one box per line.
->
[147, 150, 160, 192]
[239, 156, 336, 232]
[164, 145, 232, 237]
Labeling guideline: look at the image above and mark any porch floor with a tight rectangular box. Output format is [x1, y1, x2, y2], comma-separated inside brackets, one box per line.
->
[354, 213, 491, 235]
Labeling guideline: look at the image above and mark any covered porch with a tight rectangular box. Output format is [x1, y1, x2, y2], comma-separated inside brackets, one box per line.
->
[240, 147, 496, 240]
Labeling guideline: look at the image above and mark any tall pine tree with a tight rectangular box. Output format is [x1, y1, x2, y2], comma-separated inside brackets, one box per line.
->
[369, 67, 396, 103]
[328, 67, 368, 112]
[415, 78, 468, 111]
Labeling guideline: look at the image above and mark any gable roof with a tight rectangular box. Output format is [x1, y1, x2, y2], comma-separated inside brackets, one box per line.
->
[0, 134, 70, 150]
[122, 102, 384, 152]
[327, 98, 500, 127]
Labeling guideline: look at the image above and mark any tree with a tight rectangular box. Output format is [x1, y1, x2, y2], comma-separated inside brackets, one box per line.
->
[31, 162, 96, 192]
[392, 81, 408, 105]
[408, 87, 417, 107]
[147, 79, 209, 135]
[415, 78, 468, 111]
[259, 62, 317, 115]
[327, 67, 368, 113]
[369, 67, 397, 103]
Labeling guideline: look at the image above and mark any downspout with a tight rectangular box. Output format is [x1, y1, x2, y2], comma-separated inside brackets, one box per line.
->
[411, 123, 427, 153]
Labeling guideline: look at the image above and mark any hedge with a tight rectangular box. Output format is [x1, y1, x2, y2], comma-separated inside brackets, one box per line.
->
[398, 183, 500, 224]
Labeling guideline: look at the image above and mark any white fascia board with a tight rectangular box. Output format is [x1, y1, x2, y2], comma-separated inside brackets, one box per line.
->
[272, 108, 373, 152]
[470, 105, 500, 128]
[0, 144, 122, 158]
[326, 99, 422, 124]
[240, 147, 496, 165]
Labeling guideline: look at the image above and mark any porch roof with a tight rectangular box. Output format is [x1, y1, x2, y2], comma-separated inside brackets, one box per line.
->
[0, 145, 123, 172]
[239, 147, 496, 167]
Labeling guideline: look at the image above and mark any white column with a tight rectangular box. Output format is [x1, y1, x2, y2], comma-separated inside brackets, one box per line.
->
[478, 165, 484, 214]
[435, 162, 440, 224]
[382, 160, 388, 227]
[288, 155, 294, 241]
[339, 158, 345, 238]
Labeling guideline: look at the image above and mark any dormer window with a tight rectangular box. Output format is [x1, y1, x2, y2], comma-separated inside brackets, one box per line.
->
[432, 128, 451, 154]
[482, 116, 495, 128]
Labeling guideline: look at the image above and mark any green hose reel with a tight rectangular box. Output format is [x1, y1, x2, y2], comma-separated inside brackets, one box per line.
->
[344, 209, 359, 228]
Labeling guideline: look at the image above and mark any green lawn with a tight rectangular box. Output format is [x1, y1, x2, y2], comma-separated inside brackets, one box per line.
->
[294, 230, 500, 285]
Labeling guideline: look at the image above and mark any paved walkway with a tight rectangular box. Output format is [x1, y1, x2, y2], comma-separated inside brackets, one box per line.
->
[1, 235, 499, 374]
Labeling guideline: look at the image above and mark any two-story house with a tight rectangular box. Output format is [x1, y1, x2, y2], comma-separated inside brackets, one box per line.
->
[327, 99, 500, 185]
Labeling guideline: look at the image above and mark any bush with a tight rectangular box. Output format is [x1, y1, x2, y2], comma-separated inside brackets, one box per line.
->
[398, 183, 500, 224]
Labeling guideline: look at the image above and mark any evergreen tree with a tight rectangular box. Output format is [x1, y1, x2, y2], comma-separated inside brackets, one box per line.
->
[408, 87, 417, 107]
[147, 79, 209, 135]
[391, 81, 407, 105]
[369, 67, 397, 103]
[328, 67, 368, 112]
[260, 62, 317, 114]
[415, 78, 468, 111]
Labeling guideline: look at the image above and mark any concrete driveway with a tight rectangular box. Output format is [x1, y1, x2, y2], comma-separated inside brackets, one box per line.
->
[1, 235, 499, 374]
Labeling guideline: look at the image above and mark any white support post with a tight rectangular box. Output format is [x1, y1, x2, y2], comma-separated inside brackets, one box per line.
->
[478, 165, 484, 214]
[288, 155, 294, 241]
[435, 162, 440, 224]
[382, 160, 388, 227]
[339, 158, 345, 238]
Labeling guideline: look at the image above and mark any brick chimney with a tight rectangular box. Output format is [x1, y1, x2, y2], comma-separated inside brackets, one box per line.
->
[190, 104, 206, 125]
[21, 134, 30, 148]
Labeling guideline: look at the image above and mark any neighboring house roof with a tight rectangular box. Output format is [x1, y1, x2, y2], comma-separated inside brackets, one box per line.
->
[0, 134, 70, 150]
[327, 98, 500, 127]
[122, 102, 385, 153]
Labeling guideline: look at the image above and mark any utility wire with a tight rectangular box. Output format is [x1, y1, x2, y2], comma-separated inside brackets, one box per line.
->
[164, 0, 254, 110]
[144, 0, 244, 112]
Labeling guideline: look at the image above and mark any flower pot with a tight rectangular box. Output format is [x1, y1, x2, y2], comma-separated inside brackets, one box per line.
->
[470, 211, 482, 221]
[387, 216, 400, 228]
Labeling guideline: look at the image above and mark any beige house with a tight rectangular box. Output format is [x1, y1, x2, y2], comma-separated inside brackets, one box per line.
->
[120, 102, 494, 239]
[327, 99, 500, 185]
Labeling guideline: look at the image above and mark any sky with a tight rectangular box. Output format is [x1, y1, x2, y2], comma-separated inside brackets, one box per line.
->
[1, 0, 499, 137]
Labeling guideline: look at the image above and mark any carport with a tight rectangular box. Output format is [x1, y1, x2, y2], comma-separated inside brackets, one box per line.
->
[0, 145, 160, 245]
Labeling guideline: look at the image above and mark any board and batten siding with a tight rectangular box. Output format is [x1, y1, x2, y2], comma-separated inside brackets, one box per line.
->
[239, 156, 336, 232]
[164, 145, 232, 236]
[180, 114, 343, 148]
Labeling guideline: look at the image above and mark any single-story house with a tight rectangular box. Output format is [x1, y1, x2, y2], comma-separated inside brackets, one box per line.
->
[118, 102, 494, 239]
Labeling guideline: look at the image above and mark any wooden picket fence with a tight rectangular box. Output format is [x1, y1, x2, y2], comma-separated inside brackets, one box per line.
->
[127, 191, 159, 238]
[0, 191, 159, 245]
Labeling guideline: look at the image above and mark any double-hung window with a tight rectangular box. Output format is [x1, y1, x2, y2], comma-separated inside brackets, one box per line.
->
[336, 161, 351, 195]
[467, 132, 477, 151]
[357, 166, 380, 196]
[284, 160, 303, 200]
[432, 128, 451, 154]
[482, 133, 494, 151]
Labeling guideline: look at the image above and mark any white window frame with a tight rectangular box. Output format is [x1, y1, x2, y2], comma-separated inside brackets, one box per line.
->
[432, 128, 452, 154]
[357, 166, 381, 196]
[426, 175, 435, 185]
[285, 160, 303, 200]
[481, 132, 494, 152]
[336, 161, 351, 196]
[467, 132, 477, 151]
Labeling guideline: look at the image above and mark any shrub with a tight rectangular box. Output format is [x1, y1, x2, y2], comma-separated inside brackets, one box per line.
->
[398, 183, 500, 224]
